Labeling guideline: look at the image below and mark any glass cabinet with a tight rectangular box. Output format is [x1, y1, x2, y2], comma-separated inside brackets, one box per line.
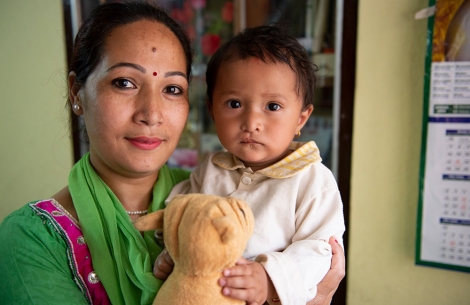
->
[66, 0, 340, 172]
[160, 0, 339, 171]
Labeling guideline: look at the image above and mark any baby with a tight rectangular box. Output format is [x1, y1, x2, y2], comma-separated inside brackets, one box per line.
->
[162, 24, 345, 305]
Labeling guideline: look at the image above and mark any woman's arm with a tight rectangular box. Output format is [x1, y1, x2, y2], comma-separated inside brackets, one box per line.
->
[307, 237, 346, 305]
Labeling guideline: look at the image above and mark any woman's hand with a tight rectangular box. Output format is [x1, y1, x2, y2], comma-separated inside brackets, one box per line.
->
[153, 248, 174, 280]
[307, 236, 346, 305]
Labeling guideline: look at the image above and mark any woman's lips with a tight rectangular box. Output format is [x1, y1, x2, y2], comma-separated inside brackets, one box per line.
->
[127, 136, 163, 150]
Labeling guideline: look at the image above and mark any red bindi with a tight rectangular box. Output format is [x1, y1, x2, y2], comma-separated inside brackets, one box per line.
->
[153, 72, 157, 76]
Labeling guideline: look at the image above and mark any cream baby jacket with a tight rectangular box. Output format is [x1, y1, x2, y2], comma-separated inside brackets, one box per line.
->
[168, 141, 345, 304]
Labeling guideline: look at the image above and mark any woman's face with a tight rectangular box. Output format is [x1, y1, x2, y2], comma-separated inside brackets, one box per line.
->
[69, 20, 189, 179]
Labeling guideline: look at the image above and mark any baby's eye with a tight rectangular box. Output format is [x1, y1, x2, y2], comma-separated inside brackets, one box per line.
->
[164, 86, 182, 95]
[266, 103, 281, 111]
[112, 78, 136, 89]
[239, 208, 245, 217]
[228, 100, 241, 108]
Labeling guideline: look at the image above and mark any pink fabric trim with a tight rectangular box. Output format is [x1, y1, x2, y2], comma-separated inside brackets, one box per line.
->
[33, 200, 110, 305]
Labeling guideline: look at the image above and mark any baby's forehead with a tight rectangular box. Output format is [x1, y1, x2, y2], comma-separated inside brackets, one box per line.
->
[239, 56, 304, 91]
[219, 56, 305, 98]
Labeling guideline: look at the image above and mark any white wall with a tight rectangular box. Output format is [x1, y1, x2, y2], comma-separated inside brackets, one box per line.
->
[0, 0, 72, 221]
[347, 0, 470, 304]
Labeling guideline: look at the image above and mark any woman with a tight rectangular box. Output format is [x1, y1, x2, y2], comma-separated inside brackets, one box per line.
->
[0, 2, 344, 304]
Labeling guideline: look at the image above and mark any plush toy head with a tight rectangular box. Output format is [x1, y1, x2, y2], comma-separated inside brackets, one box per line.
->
[133, 193, 255, 305]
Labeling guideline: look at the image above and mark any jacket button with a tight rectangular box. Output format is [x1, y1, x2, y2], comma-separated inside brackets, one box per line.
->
[241, 176, 252, 185]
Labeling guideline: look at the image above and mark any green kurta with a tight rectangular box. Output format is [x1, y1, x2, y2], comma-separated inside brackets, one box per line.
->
[0, 162, 189, 304]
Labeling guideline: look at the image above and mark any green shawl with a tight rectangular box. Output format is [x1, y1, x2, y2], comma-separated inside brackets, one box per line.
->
[69, 153, 189, 305]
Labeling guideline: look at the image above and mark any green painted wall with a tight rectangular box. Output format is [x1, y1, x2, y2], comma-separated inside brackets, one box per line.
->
[0, 0, 72, 221]
[347, 0, 470, 304]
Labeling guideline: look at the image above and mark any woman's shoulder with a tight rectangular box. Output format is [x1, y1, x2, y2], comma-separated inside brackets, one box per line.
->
[1, 200, 45, 225]
[1, 187, 78, 244]
[1, 198, 68, 233]
[0, 199, 89, 304]
[0, 198, 70, 261]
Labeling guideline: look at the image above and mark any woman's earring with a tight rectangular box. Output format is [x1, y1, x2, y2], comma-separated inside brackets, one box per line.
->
[295, 131, 301, 138]
[73, 104, 80, 112]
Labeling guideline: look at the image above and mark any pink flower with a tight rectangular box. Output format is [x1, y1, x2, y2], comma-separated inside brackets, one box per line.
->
[221, 1, 233, 23]
[190, 0, 206, 9]
[201, 34, 221, 56]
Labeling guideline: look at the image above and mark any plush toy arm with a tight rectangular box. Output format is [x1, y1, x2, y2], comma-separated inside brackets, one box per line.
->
[132, 210, 164, 231]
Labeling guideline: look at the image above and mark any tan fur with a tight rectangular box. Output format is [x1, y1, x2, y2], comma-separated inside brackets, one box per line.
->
[133, 194, 255, 305]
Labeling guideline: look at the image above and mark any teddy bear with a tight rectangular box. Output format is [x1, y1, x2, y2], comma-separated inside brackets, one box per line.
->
[133, 193, 255, 305]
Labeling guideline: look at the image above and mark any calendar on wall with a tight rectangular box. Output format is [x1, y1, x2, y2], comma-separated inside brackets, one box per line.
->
[416, 0, 470, 272]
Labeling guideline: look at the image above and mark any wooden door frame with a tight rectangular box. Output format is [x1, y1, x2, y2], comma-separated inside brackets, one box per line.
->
[332, 0, 357, 304]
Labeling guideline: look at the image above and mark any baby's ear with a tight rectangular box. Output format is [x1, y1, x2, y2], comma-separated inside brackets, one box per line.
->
[297, 104, 314, 129]
[133, 210, 164, 231]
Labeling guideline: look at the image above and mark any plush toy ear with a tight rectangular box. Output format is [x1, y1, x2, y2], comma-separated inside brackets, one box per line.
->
[133, 209, 164, 231]
[225, 196, 255, 239]
[212, 216, 236, 244]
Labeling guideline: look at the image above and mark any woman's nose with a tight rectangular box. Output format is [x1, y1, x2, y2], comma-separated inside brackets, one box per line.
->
[135, 89, 164, 126]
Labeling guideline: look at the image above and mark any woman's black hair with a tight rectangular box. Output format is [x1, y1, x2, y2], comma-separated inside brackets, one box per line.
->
[70, 1, 193, 86]
[205, 24, 317, 110]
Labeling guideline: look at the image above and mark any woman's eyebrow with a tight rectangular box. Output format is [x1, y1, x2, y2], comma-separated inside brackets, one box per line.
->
[164, 71, 187, 79]
[107, 62, 146, 73]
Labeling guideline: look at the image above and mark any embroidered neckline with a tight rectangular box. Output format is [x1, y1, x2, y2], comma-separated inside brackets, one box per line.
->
[45, 198, 80, 226]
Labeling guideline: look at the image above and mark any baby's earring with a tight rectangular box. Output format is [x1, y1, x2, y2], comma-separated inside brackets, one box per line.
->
[295, 131, 301, 138]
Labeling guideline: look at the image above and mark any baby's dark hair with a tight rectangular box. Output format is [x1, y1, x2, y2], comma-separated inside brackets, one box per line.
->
[205, 24, 317, 110]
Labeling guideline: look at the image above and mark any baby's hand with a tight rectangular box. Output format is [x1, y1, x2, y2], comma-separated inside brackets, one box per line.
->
[153, 248, 174, 280]
[218, 258, 273, 305]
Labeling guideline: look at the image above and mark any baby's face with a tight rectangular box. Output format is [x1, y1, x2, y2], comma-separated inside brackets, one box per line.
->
[210, 57, 312, 171]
